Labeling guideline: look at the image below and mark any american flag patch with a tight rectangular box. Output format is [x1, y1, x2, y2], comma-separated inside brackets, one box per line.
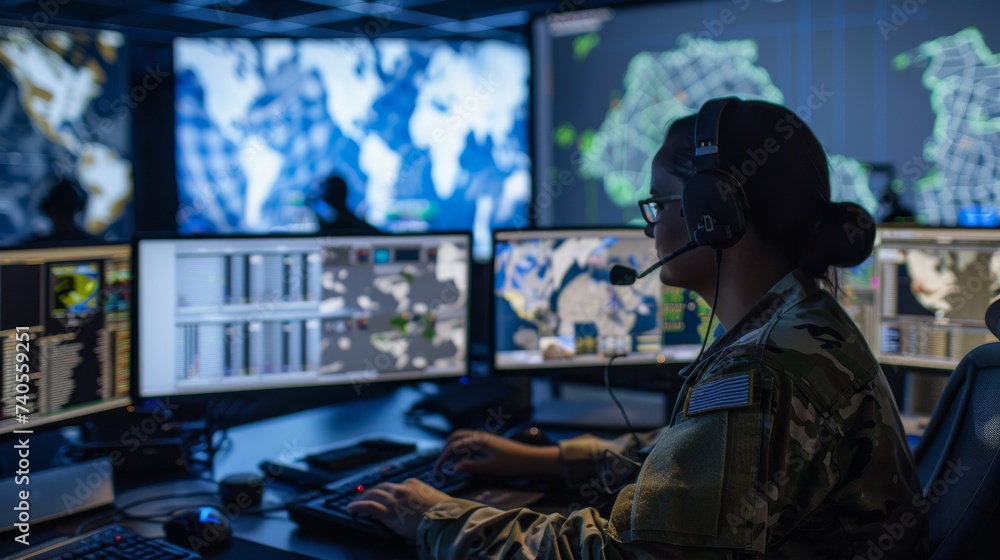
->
[685, 372, 753, 416]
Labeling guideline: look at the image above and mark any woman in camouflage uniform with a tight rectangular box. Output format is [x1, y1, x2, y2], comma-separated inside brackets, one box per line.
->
[348, 99, 929, 559]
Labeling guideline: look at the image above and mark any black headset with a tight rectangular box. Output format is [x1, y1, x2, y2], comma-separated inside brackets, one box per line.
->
[682, 97, 749, 251]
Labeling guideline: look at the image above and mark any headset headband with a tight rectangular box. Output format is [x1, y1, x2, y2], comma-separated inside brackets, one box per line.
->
[693, 97, 738, 172]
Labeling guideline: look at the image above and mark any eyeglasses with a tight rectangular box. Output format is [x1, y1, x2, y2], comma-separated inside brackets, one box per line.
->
[637, 194, 683, 225]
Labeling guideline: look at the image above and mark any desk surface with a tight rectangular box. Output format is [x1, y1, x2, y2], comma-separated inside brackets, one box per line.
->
[4, 380, 662, 559]
[198, 385, 434, 559]
[108, 381, 651, 559]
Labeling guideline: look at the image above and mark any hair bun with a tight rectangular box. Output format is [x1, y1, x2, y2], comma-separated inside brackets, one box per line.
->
[809, 201, 876, 269]
[800, 201, 875, 274]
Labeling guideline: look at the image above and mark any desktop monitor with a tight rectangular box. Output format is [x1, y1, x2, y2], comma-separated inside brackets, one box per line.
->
[837, 257, 878, 347]
[875, 227, 999, 370]
[136, 233, 470, 398]
[173, 37, 530, 261]
[493, 228, 710, 373]
[0, 22, 132, 246]
[0, 244, 132, 434]
[532, 0, 999, 229]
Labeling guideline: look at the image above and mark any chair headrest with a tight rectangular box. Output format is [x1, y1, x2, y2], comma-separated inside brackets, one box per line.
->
[987, 298, 1000, 342]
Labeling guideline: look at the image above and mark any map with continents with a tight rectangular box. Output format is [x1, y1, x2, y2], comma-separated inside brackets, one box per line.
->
[894, 27, 1000, 227]
[174, 38, 530, 260]
[0, 25, 132, 244]
[578, 36, 880, 218]
[494, 234, 666, 358]
[317, 240, 467, 376]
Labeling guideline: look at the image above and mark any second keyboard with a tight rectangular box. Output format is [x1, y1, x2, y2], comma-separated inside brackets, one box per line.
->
[287, 449, 471, 536]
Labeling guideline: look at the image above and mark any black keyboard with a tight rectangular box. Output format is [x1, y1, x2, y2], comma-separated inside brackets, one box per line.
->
[18, 525, 200, 559]
[288, 449, 471, 536]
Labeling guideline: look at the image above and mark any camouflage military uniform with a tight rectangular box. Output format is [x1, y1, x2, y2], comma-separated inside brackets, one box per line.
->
[417, 269, 929, 559]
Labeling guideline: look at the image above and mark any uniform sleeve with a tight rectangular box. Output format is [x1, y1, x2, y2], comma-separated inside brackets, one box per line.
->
[417, 499, 734, 560]
[412, 362, 801, 558]
[559, 428, 667, 487]
[606, 360, 775, 553]
[753, 367, 841, 545]
[756, 365, 929, 557]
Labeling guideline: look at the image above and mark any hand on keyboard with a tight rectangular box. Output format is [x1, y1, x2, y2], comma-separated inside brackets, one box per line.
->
[345, 478, 454, 541]
[434, 430, 562, 479]
[286, 448, 473, 538]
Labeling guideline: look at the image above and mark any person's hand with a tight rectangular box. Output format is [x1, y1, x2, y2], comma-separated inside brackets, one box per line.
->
[345, 478, 452, 541]
[434, 429, 561, 479]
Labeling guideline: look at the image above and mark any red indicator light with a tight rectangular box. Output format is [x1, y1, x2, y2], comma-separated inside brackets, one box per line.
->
[356, 485, 365, 493]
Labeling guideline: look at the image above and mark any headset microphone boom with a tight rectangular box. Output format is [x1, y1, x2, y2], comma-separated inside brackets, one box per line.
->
[609, 241, 699, 286]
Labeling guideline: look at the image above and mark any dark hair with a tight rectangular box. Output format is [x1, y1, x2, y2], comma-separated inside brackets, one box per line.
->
[657, 99, 875, 285]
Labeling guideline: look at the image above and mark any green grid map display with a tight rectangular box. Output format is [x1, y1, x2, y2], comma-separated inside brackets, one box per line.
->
[536, 0, 999, 229]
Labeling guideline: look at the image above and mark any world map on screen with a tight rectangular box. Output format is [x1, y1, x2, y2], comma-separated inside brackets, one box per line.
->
[175, 38, 530, 260]
[0, 25, 132, 245]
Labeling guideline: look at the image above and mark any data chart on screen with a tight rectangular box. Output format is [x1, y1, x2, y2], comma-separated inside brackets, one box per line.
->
[137, 234, 469, 396]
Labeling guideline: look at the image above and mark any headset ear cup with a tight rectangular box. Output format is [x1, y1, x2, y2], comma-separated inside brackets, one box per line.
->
[682, 170, 747, 250]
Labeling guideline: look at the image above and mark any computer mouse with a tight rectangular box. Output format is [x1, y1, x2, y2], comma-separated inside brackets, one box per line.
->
[163, 506, 232, 552]
[507, 426, 554, 446]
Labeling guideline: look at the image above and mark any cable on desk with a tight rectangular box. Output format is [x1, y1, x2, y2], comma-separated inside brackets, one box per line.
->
[120, 486, 318, 519]
[241, 499, 304, 516]
[73, 489, 216, 536]
[118, 489, 219, 511]
[75, 511, 122, 536]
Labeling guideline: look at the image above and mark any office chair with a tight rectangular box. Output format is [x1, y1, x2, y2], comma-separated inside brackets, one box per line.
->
[911, 342, 1000, 558]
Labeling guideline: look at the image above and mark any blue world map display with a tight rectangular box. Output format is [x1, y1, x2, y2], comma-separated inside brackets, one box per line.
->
[174, 38, 530, 260]
[0, 24, 132, 245]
